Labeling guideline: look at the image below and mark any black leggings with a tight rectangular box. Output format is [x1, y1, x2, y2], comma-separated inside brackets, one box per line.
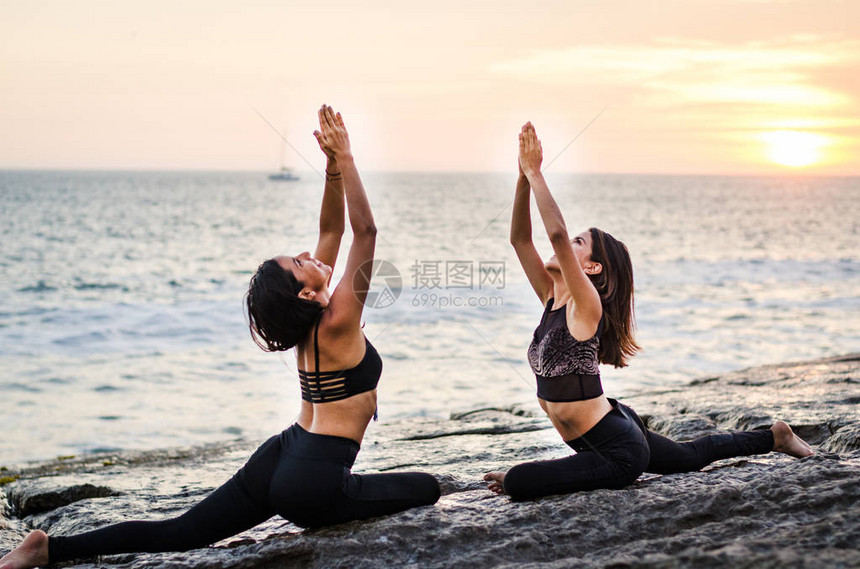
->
[49, 424, 440, 563]
[503, 399, 775, 501]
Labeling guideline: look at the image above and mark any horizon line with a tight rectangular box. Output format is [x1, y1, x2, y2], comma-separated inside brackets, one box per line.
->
[1, 167, 858, 179]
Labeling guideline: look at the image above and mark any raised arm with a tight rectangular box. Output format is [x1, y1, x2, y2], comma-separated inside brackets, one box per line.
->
[519, 122, 602, 332]
[312, 105, 376, 332]
[313, 107, 346, 278]
[511, 161, 554, 305]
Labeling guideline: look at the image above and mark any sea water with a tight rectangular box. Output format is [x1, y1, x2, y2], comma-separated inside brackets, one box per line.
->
[1, 170, 857, 465]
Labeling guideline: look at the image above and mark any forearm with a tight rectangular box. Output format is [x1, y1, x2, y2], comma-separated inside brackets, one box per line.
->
[338, 155, 377, 234]
[319, 158, 345, 236]
[526, 171, 568, 243]
[510, 174, 533, 244]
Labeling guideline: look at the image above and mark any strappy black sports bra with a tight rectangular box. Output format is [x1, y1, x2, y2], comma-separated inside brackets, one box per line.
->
[298, 320, 382, 414]
[527, 298, 604, 402]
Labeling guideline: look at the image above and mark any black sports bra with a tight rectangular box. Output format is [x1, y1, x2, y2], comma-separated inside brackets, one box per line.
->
[527, 298, 604, 402]
[298, 321, 382, 415]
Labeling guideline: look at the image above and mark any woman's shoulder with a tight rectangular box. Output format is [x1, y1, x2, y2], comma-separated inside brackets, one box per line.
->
[314, 316, 368, 361]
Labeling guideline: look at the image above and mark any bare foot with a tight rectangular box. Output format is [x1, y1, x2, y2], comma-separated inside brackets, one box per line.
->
[0, 530, 49, 569]
[484, 471, 507, 495]
[772, 420, 814, 458]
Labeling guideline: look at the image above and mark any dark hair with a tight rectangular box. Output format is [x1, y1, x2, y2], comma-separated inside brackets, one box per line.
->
[245, 259, 324, 351]
[588, 228, 640, 367]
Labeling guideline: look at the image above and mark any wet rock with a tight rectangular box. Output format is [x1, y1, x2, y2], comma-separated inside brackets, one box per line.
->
[8, 483, 120, 517]
[823, 423, 860, 454]
[399, 407, 552, 441]
[643, 414, 716, 440]
[0, 489, 28, 558]
[0, 353, 858, 568]
[0, 523, 28, 561]
[434, 473, 485, 495]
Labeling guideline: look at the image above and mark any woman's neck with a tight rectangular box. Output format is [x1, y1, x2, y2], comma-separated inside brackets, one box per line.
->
[313, 286, 332, 308]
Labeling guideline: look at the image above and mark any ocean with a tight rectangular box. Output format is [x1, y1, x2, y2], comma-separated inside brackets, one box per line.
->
[1, 170, 857, 465]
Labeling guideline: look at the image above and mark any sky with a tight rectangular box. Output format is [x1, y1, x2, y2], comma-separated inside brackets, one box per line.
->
[1, 0, 858, 174]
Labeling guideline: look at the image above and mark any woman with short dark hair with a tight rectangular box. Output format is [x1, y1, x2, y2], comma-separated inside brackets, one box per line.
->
[0, 106, 439, 569]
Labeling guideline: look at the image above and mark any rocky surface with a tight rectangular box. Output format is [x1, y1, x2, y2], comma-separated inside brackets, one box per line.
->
[1, 354, 858, 568]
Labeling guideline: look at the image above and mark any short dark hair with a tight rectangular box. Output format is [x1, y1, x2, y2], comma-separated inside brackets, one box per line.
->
[245, 259, 324, 351]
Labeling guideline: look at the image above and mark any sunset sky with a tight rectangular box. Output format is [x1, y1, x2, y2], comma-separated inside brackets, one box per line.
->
[1, 0, 858, 174]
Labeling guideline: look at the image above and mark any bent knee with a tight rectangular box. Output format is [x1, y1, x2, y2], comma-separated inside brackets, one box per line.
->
[620, 448, 649, 487]
[414, 472, 442, 505]
[502, 464, 535, 501]
[614, 466, 645, 489]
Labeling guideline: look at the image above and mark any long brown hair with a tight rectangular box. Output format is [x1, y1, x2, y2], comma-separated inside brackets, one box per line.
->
[588, 228, 639, 367]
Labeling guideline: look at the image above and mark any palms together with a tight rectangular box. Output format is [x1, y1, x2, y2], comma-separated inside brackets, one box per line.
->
[313, 104, 351, 159]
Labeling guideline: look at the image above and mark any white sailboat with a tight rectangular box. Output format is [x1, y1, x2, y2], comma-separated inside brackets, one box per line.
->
[269, 166, 300, 181]
[269, 130, 301, 182]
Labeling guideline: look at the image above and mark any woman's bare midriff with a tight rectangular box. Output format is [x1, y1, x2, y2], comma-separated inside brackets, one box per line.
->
[539, 394, 613, 442]
[296, 391, 377, 444]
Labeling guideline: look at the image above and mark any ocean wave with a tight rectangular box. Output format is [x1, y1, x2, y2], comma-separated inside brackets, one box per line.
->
[18, 281, 58, 293]
[73, 282, 129, 291]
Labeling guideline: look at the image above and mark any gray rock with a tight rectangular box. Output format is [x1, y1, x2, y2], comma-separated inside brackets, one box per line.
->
[1, 353, 859, 568]
[642, 413, 717, 440]
[0, 489, 28, 560]
[8, 483, 119, 517]
[823, 423, 860, 454]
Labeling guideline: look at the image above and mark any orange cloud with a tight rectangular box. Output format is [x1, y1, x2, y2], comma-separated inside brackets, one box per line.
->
[489, 36, 859, 172]
[490, 36, 858, 109]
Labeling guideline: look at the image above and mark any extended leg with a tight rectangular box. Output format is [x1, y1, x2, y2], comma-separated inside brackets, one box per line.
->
[615, 401, 810, 474]
[48, 433, 284, 563]
[324, 472, 440, 527]
[499, 449, 637, 501]
[644, 428, 774, 475]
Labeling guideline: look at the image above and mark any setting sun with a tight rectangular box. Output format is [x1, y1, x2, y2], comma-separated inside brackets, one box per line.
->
[762, 130, 828, 168]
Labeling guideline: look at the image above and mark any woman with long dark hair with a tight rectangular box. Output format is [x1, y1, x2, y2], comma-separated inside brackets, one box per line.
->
[0, 106, 440, 569]
[484, 122, 813, 501]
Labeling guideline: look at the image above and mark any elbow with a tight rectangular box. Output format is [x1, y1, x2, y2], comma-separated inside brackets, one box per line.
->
[548, 229, 569, 245]
[354, 223, 377, 238]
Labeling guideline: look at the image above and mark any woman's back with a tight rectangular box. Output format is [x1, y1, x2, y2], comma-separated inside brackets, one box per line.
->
[296, 319, 380, 442]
